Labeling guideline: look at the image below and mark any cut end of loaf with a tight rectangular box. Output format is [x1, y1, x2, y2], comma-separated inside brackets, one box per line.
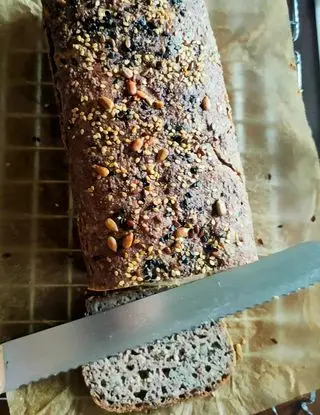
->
[83, 291, 234, 413]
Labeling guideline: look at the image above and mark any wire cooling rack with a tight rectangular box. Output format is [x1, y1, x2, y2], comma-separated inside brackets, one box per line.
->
[0, 18, 89, 412]
[0, 26, 86, 336]
[0, 1, 317, 413]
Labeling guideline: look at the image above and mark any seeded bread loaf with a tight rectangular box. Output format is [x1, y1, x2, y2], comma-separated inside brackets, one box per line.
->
[42, 0, 257, 291]
[83, 290, 235, 413]
[43, 0, 258, 412]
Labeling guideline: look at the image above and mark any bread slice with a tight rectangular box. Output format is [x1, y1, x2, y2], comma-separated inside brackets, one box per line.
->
[83, 289, 234, 413]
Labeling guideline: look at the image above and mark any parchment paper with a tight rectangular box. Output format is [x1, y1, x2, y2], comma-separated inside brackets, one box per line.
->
[2, 0, 320, 414]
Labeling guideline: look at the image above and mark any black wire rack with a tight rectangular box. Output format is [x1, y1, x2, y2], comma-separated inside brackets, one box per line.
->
[288, 0, 320, 153]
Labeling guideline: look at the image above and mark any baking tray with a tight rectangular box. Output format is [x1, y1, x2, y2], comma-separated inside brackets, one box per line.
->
[0, 0, 319, 413]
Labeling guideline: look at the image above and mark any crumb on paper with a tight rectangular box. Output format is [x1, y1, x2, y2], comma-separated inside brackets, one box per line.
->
[240, 337, 246, 346]
[235, 343, 243, 360]
[289, 60, 296, 71]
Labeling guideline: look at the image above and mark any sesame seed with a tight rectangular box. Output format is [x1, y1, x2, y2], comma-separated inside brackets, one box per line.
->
[122, 67, 133, 79]
[216, 199, 227, 216]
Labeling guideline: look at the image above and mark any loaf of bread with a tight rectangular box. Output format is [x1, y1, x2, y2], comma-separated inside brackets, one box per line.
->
[42, 0, 257, 292]
[83, 290, 234, 413]
[42, 0, 258, 411]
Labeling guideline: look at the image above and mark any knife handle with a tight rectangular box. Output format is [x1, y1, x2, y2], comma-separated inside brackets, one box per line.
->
[0, 345, 5, 394]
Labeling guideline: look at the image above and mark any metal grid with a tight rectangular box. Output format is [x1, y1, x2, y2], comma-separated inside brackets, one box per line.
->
[0, 20, 90, 413]
[289, 0, 303, 89]
[0, 16, 87, 393]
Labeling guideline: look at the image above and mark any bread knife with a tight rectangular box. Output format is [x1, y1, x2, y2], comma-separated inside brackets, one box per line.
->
[1, 241, 320, 394]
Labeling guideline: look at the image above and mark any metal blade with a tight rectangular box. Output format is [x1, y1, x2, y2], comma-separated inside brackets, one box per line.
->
[3, 241, 320, 393]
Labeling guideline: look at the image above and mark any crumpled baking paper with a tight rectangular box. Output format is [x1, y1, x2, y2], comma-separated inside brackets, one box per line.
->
[2, 0, 320, 414]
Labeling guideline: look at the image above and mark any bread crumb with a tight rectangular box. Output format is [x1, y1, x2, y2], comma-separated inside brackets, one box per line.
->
[257, 238, 264, 246]
[289, 60, 296, 71]
[240, 337, 246, 346]
[235, 343, 243, 360]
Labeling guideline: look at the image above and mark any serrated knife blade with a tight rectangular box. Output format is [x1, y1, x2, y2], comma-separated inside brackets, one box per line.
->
[1, 241, 320, 394]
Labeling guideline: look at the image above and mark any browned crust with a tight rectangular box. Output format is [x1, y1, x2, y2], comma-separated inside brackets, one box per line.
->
[42, 0, 257, 292]
[87, 285, 117, 292]
[89, 364, 234, 413]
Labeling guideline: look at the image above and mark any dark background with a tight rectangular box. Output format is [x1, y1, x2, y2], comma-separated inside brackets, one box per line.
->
[288, 0, 320, 153]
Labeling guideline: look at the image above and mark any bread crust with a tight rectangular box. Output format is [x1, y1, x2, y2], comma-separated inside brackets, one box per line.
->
[82, 316, 235, 413]
[42, 0, 257, 291]
[90, 376, 231, 414]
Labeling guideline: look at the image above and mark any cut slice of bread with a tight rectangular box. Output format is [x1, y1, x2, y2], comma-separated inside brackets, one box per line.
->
[82, 289, 234, 413]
